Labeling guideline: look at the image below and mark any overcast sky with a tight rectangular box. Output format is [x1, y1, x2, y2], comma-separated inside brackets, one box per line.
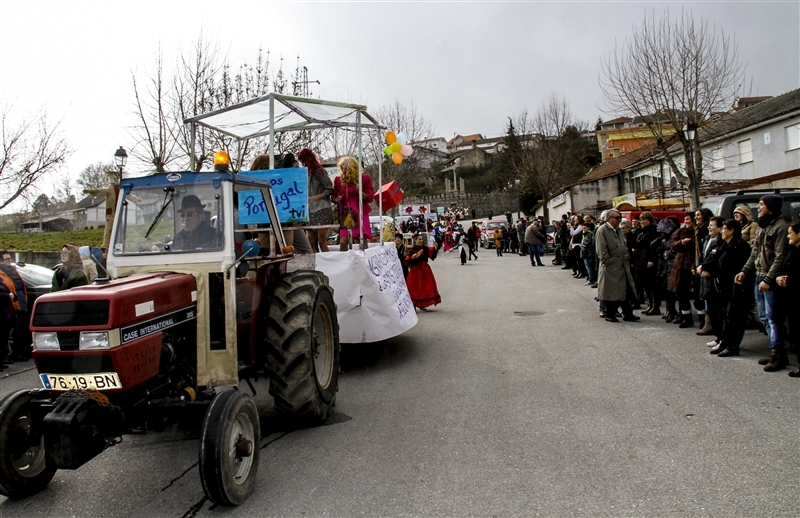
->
[1, 0, 798, 208]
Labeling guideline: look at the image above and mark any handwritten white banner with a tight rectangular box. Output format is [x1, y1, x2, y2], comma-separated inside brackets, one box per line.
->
[314, 242, 417, 343]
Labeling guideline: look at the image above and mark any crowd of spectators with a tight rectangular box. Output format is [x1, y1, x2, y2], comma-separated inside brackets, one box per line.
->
[551, 196, 798, 377]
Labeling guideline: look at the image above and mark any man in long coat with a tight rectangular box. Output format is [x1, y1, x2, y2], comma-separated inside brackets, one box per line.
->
[596, 210, 640, 323]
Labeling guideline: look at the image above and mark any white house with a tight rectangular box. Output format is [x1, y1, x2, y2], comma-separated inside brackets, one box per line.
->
[538, 88, 800, 216]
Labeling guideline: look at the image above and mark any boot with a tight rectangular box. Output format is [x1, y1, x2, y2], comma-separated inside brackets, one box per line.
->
[679, 312, 695, 328]
[697, 313, 706, 329]
[664, 310, 676, 323]
[643, 295, 659, 315]
[763, 350, 788, 372]
[696, 318, 714, 335]
[641, 298, 653, 315]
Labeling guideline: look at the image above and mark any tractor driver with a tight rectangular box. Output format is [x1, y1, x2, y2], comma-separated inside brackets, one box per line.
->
[171, 195, 220, 250]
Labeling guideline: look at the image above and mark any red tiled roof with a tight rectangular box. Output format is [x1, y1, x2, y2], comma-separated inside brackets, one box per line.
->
[568, 134, 679, 187]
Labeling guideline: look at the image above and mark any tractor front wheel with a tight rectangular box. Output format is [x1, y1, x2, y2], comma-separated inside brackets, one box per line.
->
[198, 389, 260, 506]
[0, 390, 57, 499]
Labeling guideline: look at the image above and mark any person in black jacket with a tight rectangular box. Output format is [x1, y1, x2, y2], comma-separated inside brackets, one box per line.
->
[697, 217, 725, 337]
[776, 220, 800, 376]
[702, 219, 753, 356]
[635, 212, 661, 315]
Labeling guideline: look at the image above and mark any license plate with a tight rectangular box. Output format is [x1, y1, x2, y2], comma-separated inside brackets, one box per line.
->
[39, 373, 123, 391]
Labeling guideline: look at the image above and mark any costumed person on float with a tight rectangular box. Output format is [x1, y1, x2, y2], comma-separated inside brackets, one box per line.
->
[405, 233, 441, 310]
[332, 156, 374, 251]
[83, 170, 119, 251]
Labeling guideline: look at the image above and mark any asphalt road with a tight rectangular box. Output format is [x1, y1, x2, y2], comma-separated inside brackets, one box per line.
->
[1, 247, 798, 517]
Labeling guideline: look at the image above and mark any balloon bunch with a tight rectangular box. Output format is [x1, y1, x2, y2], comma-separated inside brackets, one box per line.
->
[383, 131, 413, 165]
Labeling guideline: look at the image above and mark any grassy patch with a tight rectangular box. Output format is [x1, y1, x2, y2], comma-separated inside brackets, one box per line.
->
[1, 229, 105, 252]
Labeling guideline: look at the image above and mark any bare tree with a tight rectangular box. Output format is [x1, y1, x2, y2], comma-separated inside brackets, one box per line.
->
[53, 174, 77, 209]
[130, 35, 317, 174]
[510, 94, 594, 222]
[130, 47, 177, 173]
[0, 103, 70, 211]
[600, 9, 744, 207]
[76, 162, 116, 191]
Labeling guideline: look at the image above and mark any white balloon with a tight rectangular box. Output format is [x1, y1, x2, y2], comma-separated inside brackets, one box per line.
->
[396, 132, 408, 145]
[401, 144, 413, 157]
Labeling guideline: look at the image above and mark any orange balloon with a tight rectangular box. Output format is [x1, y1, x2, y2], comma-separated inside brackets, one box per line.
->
[386, 131, 397, 144]
[392, 152, 403, 164]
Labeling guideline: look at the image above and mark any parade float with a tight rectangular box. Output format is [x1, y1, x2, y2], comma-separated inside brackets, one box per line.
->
[184, 93, 418, 343]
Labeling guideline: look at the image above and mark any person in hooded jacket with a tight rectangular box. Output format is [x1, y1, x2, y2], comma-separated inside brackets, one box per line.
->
[732, 204, 764, 330]
[79, 245, 98, 283]
[733, 204, 758, 246]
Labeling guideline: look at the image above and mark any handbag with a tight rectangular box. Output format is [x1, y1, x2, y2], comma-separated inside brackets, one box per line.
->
[340, 205, 357, 229]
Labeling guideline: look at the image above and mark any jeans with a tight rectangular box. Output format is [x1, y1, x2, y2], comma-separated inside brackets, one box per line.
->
[528, 244, 543, 265]
[583, 257, 596, 283]
[754, 276, 785, 350]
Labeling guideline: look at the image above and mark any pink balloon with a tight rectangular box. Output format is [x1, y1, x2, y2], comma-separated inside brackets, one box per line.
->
[401, 144, 413, 157]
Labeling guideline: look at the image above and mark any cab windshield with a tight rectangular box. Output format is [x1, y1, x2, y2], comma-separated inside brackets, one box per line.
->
[113, 183, 224, 255]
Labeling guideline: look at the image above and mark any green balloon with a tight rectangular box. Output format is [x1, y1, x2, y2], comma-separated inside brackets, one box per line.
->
[384, 146, 392, 156]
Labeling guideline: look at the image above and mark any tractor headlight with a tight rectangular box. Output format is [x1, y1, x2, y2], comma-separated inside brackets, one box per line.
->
[33, 332, 60, 350]
[80, 331, 110, 350]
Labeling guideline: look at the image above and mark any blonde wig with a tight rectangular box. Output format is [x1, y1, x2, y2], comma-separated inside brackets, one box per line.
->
[337, 156, 361, 186]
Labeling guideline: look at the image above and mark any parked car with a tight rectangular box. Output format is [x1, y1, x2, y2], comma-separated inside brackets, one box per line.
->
[544, 224, 556, 253]
[13, 262, 54, 305]
[701, 188, 800, 223]
[480, 220, 507, 248]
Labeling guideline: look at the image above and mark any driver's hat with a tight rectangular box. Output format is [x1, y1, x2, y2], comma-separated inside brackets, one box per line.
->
[179, 195, 205, 213]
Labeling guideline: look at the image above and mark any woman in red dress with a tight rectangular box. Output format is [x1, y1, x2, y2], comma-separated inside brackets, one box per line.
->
[405, 234, 441, 310]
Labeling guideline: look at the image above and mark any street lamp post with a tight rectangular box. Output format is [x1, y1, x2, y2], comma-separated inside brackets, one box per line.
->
[682, 122, 700, 210]
[114, 146, 128, 182]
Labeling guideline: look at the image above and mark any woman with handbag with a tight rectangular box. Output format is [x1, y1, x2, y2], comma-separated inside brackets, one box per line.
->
[332, 156, 374, 252]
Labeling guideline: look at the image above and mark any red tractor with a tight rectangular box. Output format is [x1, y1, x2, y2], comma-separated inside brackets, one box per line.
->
[0, 170, 340, 505]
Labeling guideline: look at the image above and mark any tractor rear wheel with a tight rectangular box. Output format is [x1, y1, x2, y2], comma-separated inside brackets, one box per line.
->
[198, 389, 260, 506]
[0, 390, 57, 499]
[265, 270, 340, 425]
